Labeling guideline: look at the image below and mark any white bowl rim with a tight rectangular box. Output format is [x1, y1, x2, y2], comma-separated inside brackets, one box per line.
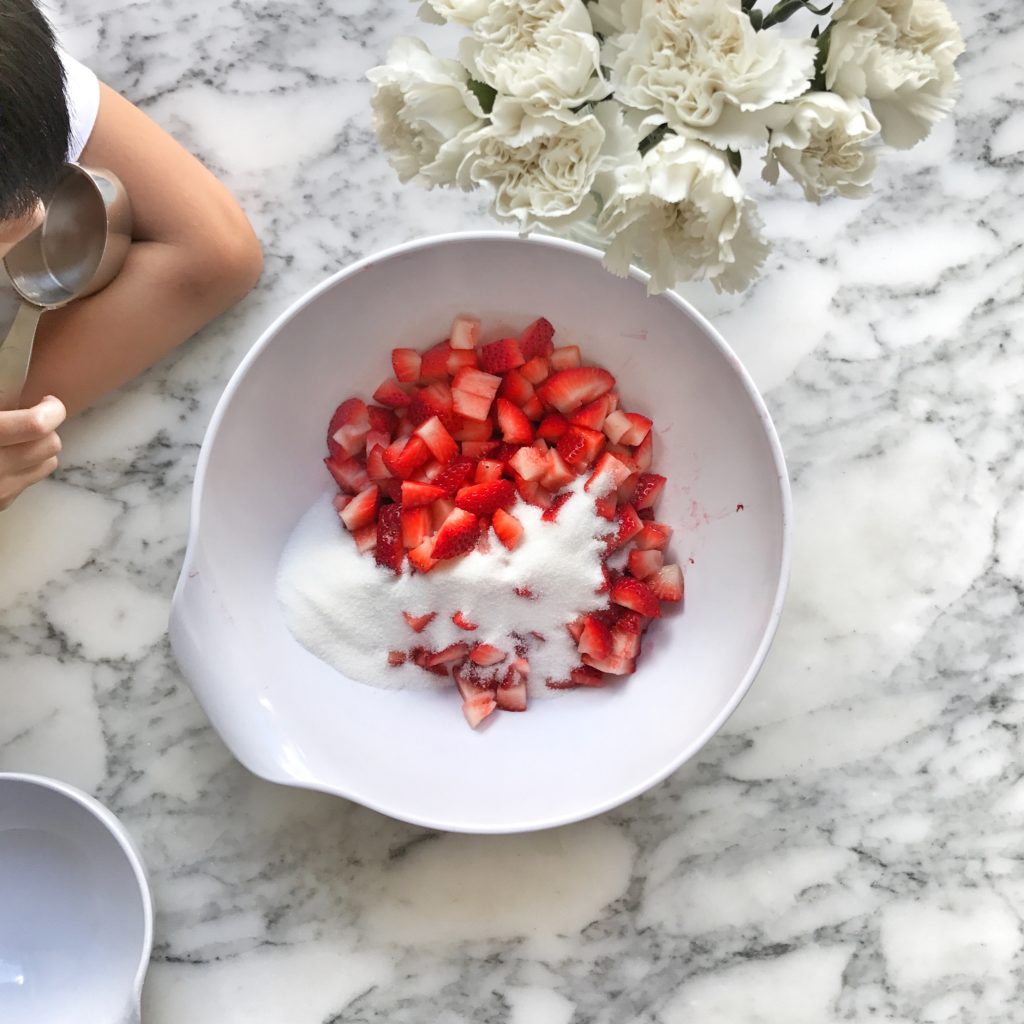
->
[0, 771, 154, 997]
[172, 230, 793, 832]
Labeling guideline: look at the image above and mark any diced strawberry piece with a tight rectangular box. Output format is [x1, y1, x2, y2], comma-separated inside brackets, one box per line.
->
[413, 415, 458, 464]
[470, 643, 507, 667]
[455, 480, 516, 516]
[495, 398, 534, 444]
[637, 507, 655, 521]
[632, 473, 667, 510]
[584, 452, 632, 495]
[621, 413, 653, 446]
[367, 405, 398, 436]
[557, 425, 606, 467]
[520, 356, 550, 384]
[446, 347, 478, 375]
[387, 650, 407, 666]
[582, 651, 636, 676]
[324, 455, 370, 494]
[327, 398, 370, 458]
[450, 417, 492, 442]
[537, 413, 569, 441]
[541, 449, 574, 491]
[627, 548, 664, 579]
[401, 480, 446, 508]
[396, 416, 415, 438]
[428, 642, 470, 667]
[633, 430, 654, 472]
[495, 662, 528, 711]
[475, 459, 504, 483]
[634, 522, 673, 550]
[478, 337, 525, 374]
[519, 317, 555, 359]
[382, 435, 431, 479]
[452, 367, 501, 421]
[648, 564, 684, 602]
[495, 442, 523, 463]
[578, 614, 613, 660]
[498, 368, 535, 405]
[332, 493, 351, 513]
[400, 506, 431, 549]
[462, 440, 499, 458]
[492, 508, 524, 550]
[462, 692, 497, 729]
[617, 473, 639, 504]
[571, 665, 606, 687]
[515, 478, 550, 508]
[364, 429, 391, 459]
[609, 502, 643, 551]
[378, 478, 403, 502]
[602, 409, 631, 444]
[403, 610, 437, 633]
[610, 576, 661, 618]
[454, 664, 495, 702]
[338, 484, 379, 531]
[537, 367, 614, 414]
[352, 523, 377, 553]
[541, 491, 572, 522]
[520, 396, 544, 421]
[408, 540, 438, 573]
[452, 391, 492, 422]
[606, 391, 620, 412]
[392, 348, 421, 383]
[594, 494, 617, 521]
[420, 459, 443, 482]
[549, 345, 581, 370]
[571, 395, 612, 431]
[409, 382, 455, 427]
[509, 446, 548, 481]
[374, 503, 404, 573]
[450, 314, 480, 350]
[475, 525, 492, 554]
[431, 508, 481, 560]
[430, 496, 456, 530]
[420, 341, 453, 380]
[611, 621, 642, 659]
[452, 611, 478, 631]
[372, 378, 412, 408]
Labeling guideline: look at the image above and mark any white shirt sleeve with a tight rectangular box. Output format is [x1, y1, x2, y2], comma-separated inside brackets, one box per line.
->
[57, 49, 101, 162]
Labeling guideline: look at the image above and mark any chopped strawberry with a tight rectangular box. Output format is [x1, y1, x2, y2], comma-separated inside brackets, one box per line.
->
[541, 491, 572, 522]
[627, 548, 663, 579]
[419, 459, 443, 482]
[495, 398, 534, 444]
[402, 610, 437, 633]
[382, 435, 431, 479]
[492, 508, 524, 550]
[571, 395, 612, 431]
[537, 413, 569, 441]
[454, 664, 494, 702]
[594, 494, 617, 521]
[332, 493, 351, 513]
[419, 341, 453, 380]
[392, 348, 421, 383]
[327, 398, 370, 458]
[446, 347, 478, 375]
[462, 691, 497, 729]
[378, 477, 403, 502]
[387, 650, 407, 666]
[409, 382, 455, 428]
[367, 405, 398, 436]
[324, 455, 370, 494]
[372, 378, 412, 409]
[352, 523, 377, 553]
[509, 446, 548, 481]
[634, 430, 654, 472]
[498, 368, 535, 405]
[431, 507, 481, 560]
[632, 473, 667, 510]
[430, 496, 456, 531]
[451, 367, 501, 421]
[609, 503, 643, 551]
[520, 356, 550, 385]
[648, 564, 684, 602]
[451, 416, 493, 441]
[557, 425, 606, 467]
[462, 440, 499, 458]
[578, 614, 613, 660]
[610, 576, 661, 618]
[374, 503, 404, 573]
[428, 642, 470, 667]
[585, 452, 632, 495]
[452, 611, 478, 631]
[621, 413, 653, 446]
[519, 317, 555, 359]
[401, 480, 445, 508]
[478, 337, 525, 374]
[541, 449, 574, 491]
[338, 484, 379, 531]
[455, 480, 516, 516]
[450, 314, 481, 350]
[408, 540, 438, 573]
[401, 506, 431, 549]
[495, 662, 528, 711]
[582, 651, 635, 676]
[634, 521, 673, 550]
[571, 665, 606, 687]
[611, 622, 642, 660]
[470, 643, 507, 666]
[475, 458, 504, 483]
[414, 415, 458, 464]
[617, 473, 639, 504]
[549, 345, 581, 370]
[537, 366, 615, 414]
[515, 478, 550, 508]
[602, 409, 631, 444]
[364, 428, 391, 458]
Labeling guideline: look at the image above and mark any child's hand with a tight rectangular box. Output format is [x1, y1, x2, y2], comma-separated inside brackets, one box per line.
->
[0, 397, 66, 510]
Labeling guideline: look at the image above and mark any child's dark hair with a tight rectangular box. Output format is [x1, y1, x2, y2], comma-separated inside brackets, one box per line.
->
[0, 0, 71, 221]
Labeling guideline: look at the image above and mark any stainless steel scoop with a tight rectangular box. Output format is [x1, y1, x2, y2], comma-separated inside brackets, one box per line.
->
[0, 164, 132, 410]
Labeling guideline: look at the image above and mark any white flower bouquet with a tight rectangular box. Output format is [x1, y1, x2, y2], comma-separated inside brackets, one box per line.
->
[368, 0, 964, 294]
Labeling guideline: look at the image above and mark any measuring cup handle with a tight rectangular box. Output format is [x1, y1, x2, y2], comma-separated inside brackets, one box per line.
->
[0, 302, 43, 411]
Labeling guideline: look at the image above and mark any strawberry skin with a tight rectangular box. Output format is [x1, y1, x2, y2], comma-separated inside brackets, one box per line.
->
[519, 317, 555, 359]
[648, 564, 684, 602]
[495, 398, 534, 444]
[610, 576, 661, 618]
[455, 480, 516, 516]
[431, 508, 481, 560]
[374, 502, 404, 573]
[401, 480, 447, 508]
[492, 508, 524, 550]
[632, 473, 667, 510]
[338, 484, 379, 531]
[478, 337, 525, 374]
[391, 348, 421, 383]
[557, 425, 606, 467]
[432, 455, 477, 495]
[538, 367, 615, 414]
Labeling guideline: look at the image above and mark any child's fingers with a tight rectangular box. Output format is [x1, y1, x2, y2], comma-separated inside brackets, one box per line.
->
[0, 455, 60, 511]
[1, 431, 62, 472]
[0, 397, 67, 446]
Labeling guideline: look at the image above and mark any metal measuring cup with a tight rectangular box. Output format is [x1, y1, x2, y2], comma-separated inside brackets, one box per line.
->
[0, 163, 132, 410]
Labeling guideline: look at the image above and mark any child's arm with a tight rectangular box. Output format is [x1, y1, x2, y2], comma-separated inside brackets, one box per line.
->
[19, 83, 263, 417]
[0, 397, 65, 509]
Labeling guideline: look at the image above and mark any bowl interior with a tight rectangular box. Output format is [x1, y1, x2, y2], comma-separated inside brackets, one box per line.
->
[171, 235, 789, 832]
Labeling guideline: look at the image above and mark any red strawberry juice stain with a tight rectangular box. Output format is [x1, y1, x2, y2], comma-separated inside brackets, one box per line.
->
[736, 503, 744, 512]
[513, 586, 535, 599]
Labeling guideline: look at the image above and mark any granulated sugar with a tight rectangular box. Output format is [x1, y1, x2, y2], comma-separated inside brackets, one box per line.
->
[277, 476, 609, 696]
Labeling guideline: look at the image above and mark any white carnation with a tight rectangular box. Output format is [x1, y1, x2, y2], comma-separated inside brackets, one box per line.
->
[457, 100, 605, 232]
[825, 0, 965, 148]
[594, 117, 768, 294]
[367, 37, 486, 187]
[605, 0, 815, 147]
[416, 0, 488, 26]
[459, 0, 609, 112]
[763, 92, 881, 202]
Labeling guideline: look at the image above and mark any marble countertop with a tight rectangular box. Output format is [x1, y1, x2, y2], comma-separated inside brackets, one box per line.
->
[2, 1, 1021, 1021]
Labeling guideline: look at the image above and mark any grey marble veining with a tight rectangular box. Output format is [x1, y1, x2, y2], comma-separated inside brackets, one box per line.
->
[1, 1, 1022, 1021]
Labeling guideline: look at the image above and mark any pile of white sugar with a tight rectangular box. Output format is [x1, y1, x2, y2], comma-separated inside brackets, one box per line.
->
[276, 476, 609, 697]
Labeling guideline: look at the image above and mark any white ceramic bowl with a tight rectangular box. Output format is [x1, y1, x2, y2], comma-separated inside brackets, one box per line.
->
[170, 232, 791, 834]
[0, 773, 152, 1024]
